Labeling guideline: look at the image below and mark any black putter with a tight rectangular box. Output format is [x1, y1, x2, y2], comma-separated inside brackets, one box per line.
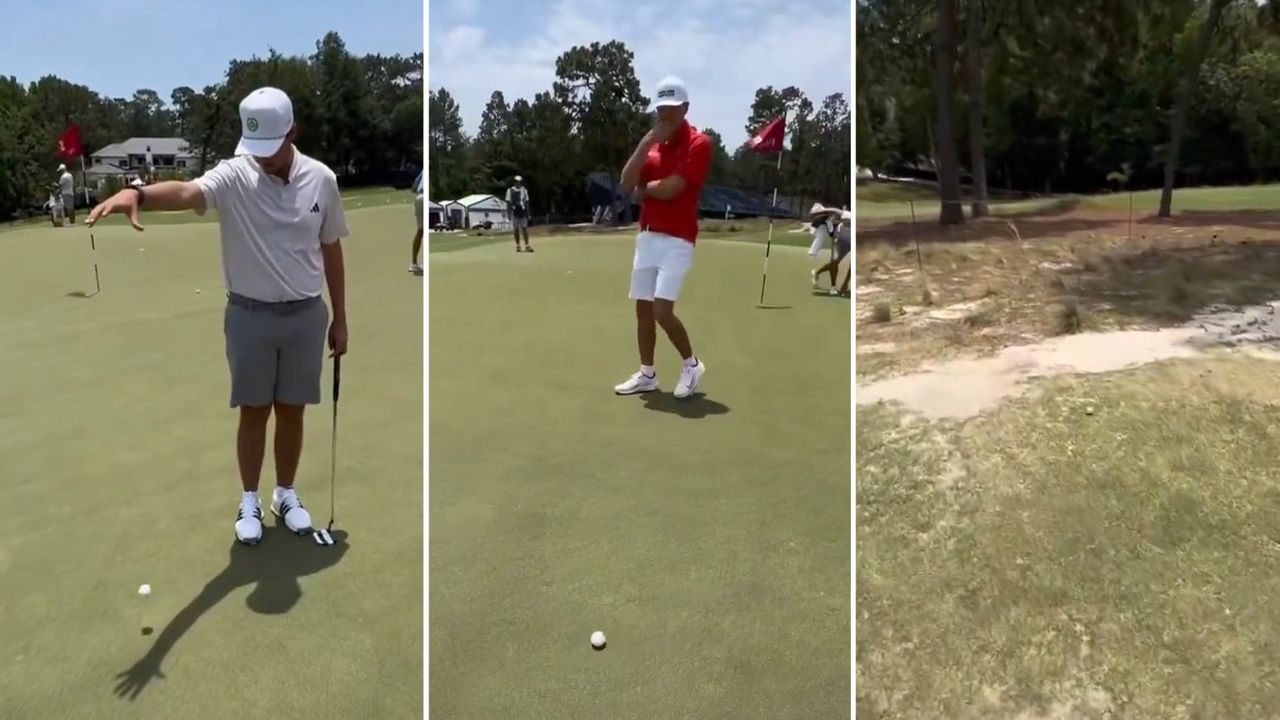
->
[313, 356, 340, 546]
[88, 232, 101, 297]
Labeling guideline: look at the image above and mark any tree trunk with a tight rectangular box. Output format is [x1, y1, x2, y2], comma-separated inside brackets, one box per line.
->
[934, 0, 965, 225]
[1159, 0, 1229, 218]
[926, 116, 937, 172]
[965, 0, 988, 218]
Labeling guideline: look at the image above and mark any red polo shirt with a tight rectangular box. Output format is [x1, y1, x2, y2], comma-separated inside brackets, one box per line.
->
[638, 121, 711, 244]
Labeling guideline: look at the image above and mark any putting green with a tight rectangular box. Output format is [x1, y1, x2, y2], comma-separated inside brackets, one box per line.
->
[429, 233, 851, 718]
[0, 204, 423, 719]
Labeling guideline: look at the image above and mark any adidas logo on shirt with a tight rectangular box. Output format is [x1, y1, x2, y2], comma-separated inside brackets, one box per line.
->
[310, 203, 320, 213]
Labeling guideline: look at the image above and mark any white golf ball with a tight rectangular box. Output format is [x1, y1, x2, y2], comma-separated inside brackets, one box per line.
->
[590, 631, 606, 648]
[138, 584, 151, 597]
[195, 289, 201, 294]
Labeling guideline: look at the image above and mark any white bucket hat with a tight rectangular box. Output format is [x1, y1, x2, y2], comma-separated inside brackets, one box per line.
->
[809, 202, 840, 218]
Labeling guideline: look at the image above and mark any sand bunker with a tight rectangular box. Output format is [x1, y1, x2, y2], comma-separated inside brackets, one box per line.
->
[858, 300, 1280, 420]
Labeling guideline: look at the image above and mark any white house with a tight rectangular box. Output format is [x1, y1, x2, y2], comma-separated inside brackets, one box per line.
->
[88, 137, 204, 181]
[456, 194, 509, 230]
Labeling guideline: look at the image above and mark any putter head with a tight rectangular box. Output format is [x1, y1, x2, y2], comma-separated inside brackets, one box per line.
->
[313, 528, 336, 546]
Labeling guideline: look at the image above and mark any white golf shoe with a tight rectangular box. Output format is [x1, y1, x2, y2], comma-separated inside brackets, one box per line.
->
[271, 487, 313, 535]
[614, 370, 659, 395]
[235, 494, 264, 545]
[674, 359, 706, 399]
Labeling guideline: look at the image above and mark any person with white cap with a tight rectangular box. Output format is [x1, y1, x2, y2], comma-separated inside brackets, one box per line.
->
[613, 75, 711, 400]
[57, 163, 75, 225]
[505, 175, 532, 252]
[85, 86, 350, 547]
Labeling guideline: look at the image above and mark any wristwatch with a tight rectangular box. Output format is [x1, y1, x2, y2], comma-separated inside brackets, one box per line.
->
[129, 185, 144, 207]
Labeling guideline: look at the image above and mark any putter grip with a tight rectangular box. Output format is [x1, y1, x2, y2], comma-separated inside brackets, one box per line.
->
[333, 357, 341, 402]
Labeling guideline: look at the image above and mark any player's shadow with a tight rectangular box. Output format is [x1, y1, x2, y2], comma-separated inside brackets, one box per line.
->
[641, 392, 731, 419]
[112, 527, 349, 701]
[66, 290, 97, 299]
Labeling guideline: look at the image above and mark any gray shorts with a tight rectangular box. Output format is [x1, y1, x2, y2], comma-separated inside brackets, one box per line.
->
[223, 293, 328, 408]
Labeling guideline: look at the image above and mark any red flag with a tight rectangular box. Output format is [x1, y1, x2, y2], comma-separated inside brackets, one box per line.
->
[747, 117, 785, 154]
[57, 125, 83, 160]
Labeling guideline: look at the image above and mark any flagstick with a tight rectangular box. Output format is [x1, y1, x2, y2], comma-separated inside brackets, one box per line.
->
[79, 155, 88, 208]
[757, 149, 783, 306]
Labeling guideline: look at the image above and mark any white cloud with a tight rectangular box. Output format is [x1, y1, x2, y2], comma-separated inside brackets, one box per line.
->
[451, 0, 479, 18]
[439, 25, 485, 63]
[428, 0, 850, 147]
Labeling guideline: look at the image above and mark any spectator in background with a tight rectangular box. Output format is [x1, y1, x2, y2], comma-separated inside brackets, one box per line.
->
[834, 211, 851, 297]
[410, 169, 424, 275]
[506, 175, 533, 253]
[807, 203, 842, 289]
[57, 164, 75, 225]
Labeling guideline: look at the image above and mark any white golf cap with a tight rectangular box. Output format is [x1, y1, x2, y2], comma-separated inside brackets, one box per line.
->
[235, 87, 294, 157]
[514, 175, 523, 182]
[57, 163, 66, 172]
[652, 76, 689, 109]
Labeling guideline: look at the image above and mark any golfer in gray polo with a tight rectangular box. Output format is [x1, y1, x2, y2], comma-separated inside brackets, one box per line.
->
[86, 86, 349, 546]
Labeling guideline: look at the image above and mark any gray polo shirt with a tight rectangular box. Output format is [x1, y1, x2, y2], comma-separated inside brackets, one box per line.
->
[194, 150, 348, 302]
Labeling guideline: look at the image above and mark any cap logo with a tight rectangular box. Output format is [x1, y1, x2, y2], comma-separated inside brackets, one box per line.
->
[658, 89, 676, 98]
[247, 118, 260, 132]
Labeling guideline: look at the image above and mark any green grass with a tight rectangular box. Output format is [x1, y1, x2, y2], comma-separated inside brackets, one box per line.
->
[858, 355, 1280, 718]
[0, 203, 423, 719]
[857, 179, 1280, 221]
[1086, 183, 1280, 212]
[429, 218, 819, 255]
[430, 234, 850, 719]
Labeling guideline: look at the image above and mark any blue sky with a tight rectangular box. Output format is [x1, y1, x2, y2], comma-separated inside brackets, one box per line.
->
[0, 0, 422, 100]
[428, 0, 852, 147]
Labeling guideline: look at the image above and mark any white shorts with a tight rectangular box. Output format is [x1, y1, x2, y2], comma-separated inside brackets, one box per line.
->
[629, 231, 694, 302]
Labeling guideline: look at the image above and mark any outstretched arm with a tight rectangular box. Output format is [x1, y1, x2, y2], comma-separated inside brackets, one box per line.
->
[85, 182, 206, 231]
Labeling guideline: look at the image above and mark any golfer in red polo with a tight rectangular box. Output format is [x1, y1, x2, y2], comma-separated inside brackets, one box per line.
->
[614, 76, 710, 399]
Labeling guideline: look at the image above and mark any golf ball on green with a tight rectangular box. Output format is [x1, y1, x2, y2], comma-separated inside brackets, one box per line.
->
[138, 584, 151, 597]
[590, 631, 606, 648]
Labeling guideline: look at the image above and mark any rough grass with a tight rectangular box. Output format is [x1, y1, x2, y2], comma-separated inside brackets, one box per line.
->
[858, 355, 1280, 719]
[855, 225, 1280, 379]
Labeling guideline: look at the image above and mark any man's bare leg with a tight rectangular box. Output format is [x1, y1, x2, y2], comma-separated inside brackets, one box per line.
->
[636, 300, 657, 366]
[653, 299, 694, 360]
[512, 227, 521, 250]
[411, 228, 423, 265]
[237, 405, 273, 492]
[272, 402, 305, 489]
